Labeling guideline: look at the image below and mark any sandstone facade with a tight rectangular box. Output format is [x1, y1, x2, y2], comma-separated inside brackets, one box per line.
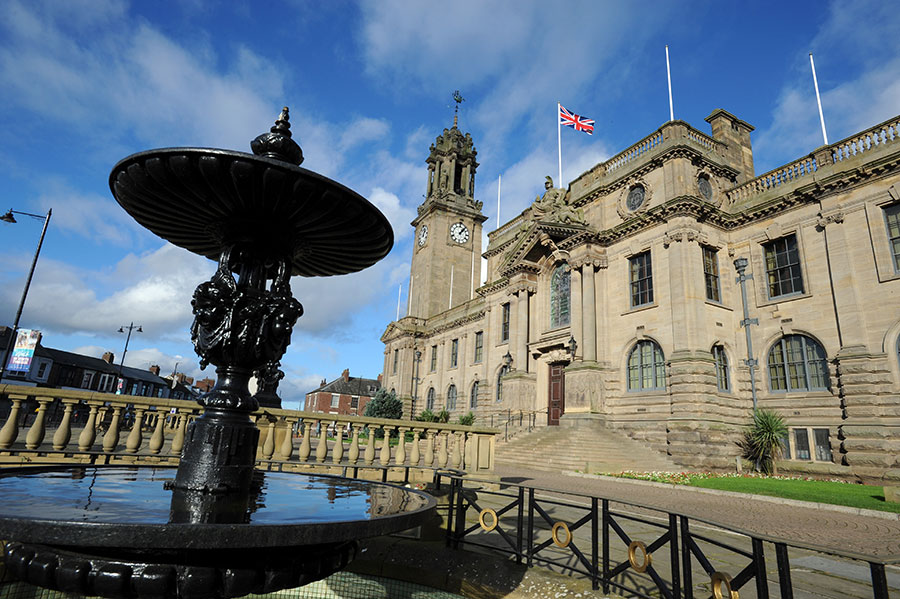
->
[382, 110, 900, 481]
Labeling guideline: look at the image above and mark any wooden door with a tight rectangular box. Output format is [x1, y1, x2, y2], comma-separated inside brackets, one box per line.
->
[548, 364, 565, 425]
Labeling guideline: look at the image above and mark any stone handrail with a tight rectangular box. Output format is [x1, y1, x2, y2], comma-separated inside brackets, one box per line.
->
[830, 115, 900, 162]
[727, 114, 900, 206]
[0, 384, 497, 474]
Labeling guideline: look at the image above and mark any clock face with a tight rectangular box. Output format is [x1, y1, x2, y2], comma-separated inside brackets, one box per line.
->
[449, 222, 469, 244]
[418, 225, 428, 246]
[698, 176, 713, 201]
[626, 185, 645, 211]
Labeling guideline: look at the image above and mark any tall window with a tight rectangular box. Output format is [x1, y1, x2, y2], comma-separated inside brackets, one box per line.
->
[350, 396, 359, 410]
[627, 340, 665, 391]
[447, 384, 457, 410]
[330, 394, 340, 408]
[470, 381, 479, 409]
[767, 334, 829, 392]
[426, 387, 435, 411]
[884, 203, 900, 271]
[764, 234, 804, 298]
[702, 246, 721, 302]
[430, 345, 437, 372]
[501, 303, 510, 342]
[550, 264, 571, 328]
[392, 349, 399, 374]
[474, 332, 483, 363]
[629, 251, 653, 307]
[450, 339, 459, 367]
[496, 365, 509, 402]
[712, 345, 729, 392]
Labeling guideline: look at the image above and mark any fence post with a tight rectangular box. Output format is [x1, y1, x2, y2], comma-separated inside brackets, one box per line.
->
[774, 542, 794, 599]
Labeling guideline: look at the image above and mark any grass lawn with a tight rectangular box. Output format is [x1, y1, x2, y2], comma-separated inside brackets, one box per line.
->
[611, 472, 900, 514]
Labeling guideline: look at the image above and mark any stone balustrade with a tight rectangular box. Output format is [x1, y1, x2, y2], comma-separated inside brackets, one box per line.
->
[727, 115, 900, 206]
[0, 384, 497, 476]
[830, 115, 899, 162]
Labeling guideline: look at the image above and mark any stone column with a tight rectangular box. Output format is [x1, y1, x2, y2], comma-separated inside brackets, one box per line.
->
[582, 262, 597, 362]
[516, 289, 529, 370]
[570, 265, 583, 360]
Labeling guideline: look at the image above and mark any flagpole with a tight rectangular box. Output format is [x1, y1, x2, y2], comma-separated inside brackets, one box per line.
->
[557, 102, 563, 188]
[666, 45, 674, 121]
[497, 175, 501, 226]
[809, 53, 829, 145]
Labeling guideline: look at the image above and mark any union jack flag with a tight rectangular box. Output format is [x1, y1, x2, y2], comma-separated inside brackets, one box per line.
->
[559, 104, 594, 135]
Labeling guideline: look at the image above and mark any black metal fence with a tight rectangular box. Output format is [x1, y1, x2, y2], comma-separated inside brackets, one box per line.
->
[440, 473, 895, 599]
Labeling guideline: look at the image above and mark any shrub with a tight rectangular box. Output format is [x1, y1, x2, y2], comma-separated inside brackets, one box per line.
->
[416, 409, 437, 422]
[457, 412, 475, 426]
[742, 409, 787, 475]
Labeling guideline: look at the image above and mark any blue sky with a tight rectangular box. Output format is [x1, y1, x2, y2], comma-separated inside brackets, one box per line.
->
[1, 0, 898, 410]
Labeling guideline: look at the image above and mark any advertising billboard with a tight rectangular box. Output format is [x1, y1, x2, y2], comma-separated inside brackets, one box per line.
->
[6, 328, 41, 373]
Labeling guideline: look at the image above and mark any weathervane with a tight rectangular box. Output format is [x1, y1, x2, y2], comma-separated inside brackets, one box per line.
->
[452, 90, 465, 126]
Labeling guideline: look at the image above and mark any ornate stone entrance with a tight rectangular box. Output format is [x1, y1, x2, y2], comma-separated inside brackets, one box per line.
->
[548, 363, 565, 425]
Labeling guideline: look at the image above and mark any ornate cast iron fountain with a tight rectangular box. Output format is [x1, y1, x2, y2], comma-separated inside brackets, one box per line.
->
[0, 109, 434, 598]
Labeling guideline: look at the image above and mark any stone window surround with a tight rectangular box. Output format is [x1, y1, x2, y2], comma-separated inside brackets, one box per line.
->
[628, 250, 654, 309]
[712, 344, 730, 393]
[867, 191, 900, 282]
[625, 338, 666, 392]
[450, 338, 459, 368]
[762, 234, 804, 299]
[426, 387, 435, 411]
[750, 226, 813, 308]
[430, 345, 437, 372]
[549, 263, 571, 329]
[781, 426, 834, 463]
[470, 380, 479, 409]
[702, 245, 722, 303]
[447, 384, 458, 410]
[500, 302, 511, 343]
[765, 333, 831, 393]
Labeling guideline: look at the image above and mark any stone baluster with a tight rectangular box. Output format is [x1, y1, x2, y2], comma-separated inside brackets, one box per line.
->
[315, 421, 328, 463]
[0, 397, 24, 449]
[455, 432, 466, 469]
[278, 419, 294, 460]
[394, 427, 407, 466]
[409, 428, 421, 466]
[379, 426, 392, 466]
[53, 401, 75, 450]
[262, 419, 277, 460]
[332, 423, 345, 464]
[437, 432, 449, 468]
[464, 432, 475, 470]
[450, 431, 462, 468]
[424, 430, 435, 467]
[78, 404, 100, 451]
[102, 407, 122, 453]
[299, 421, 312, 462]
[125, 407, 146, 453]
[148, 412, 166, 455]
[348, 424, 360, 464]
[170, 414, 187, 455]
[364, 426, 376, 465]
[24, 398, 52, 450]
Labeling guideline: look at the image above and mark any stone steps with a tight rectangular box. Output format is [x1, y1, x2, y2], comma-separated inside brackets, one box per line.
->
[495, 424, 682, 474]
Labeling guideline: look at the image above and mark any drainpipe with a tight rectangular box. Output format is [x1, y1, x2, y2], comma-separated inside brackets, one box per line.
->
[734, 258, 759, 414]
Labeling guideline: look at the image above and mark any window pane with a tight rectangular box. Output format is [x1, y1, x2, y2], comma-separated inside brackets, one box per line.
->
[629, 252, 653, 307]
[703, 247, 721, 302]
[713, 345, 729, 391]
[813, 428, 833, 462]
[793, 429, 811, 460]
[764, 235, 804, 297]
[885, 204, 900, 271]
[627, 340, 665, 391]
[550, 265, 571, 328]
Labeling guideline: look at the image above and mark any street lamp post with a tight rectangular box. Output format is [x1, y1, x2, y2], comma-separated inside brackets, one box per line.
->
[734, 257, 759, 413]
[0, 208, 52, 382]
[411, 349, 421, 419]
[117, 322, 143, 385]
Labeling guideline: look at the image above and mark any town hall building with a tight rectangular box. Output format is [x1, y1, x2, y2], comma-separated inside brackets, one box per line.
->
[381, 109, 900, 481]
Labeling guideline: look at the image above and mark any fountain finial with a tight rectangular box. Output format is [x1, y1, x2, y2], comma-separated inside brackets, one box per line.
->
[251, 106, 304, 165]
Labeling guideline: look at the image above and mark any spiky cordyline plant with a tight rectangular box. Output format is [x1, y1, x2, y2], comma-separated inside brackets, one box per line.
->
[744, 409, 788, 475]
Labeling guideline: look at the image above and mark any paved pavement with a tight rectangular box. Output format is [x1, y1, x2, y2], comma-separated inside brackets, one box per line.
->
[486, 464, 900, 564]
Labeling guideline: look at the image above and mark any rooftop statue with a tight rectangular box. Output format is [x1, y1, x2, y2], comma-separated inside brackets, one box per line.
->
[532, 176, 585, 225]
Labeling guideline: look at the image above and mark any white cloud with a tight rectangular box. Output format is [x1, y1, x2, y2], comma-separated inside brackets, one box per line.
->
[753, 0, 900, 171]
[368, 187, 415, 240]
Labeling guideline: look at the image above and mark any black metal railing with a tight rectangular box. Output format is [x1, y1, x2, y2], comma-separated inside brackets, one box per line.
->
[440, 473, 895, 599]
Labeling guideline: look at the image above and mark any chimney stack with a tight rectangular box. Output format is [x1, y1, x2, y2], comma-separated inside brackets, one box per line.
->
[149, 365, 160, 376]
[342, 368, 350, 382]
[102, 351, 115, 364]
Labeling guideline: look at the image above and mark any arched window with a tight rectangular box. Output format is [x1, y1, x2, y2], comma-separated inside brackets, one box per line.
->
[627, 340, 665, 391]
[496, 365, 509, 402]
[470, 381, 479, 409]
[550, 264, 570, 328]
[712, 345, 729, 392]
[447, 384, 457, 410]
[767, 334, 829, 391]
[426, 387, 435, 411]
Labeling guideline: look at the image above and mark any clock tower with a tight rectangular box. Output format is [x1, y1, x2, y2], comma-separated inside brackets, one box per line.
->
[408, 114, 486, 319]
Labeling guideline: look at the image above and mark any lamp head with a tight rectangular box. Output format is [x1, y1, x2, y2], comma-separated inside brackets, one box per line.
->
[567, 335, 577, 356]
[502, 351, 513, 367]
[137, 326, 143, 333]
[118, 327, 124, 333]
[0, 210, 16, 224]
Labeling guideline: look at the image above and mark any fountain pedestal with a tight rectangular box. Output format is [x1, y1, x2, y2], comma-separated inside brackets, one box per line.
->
[0, 109, 432, 599]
